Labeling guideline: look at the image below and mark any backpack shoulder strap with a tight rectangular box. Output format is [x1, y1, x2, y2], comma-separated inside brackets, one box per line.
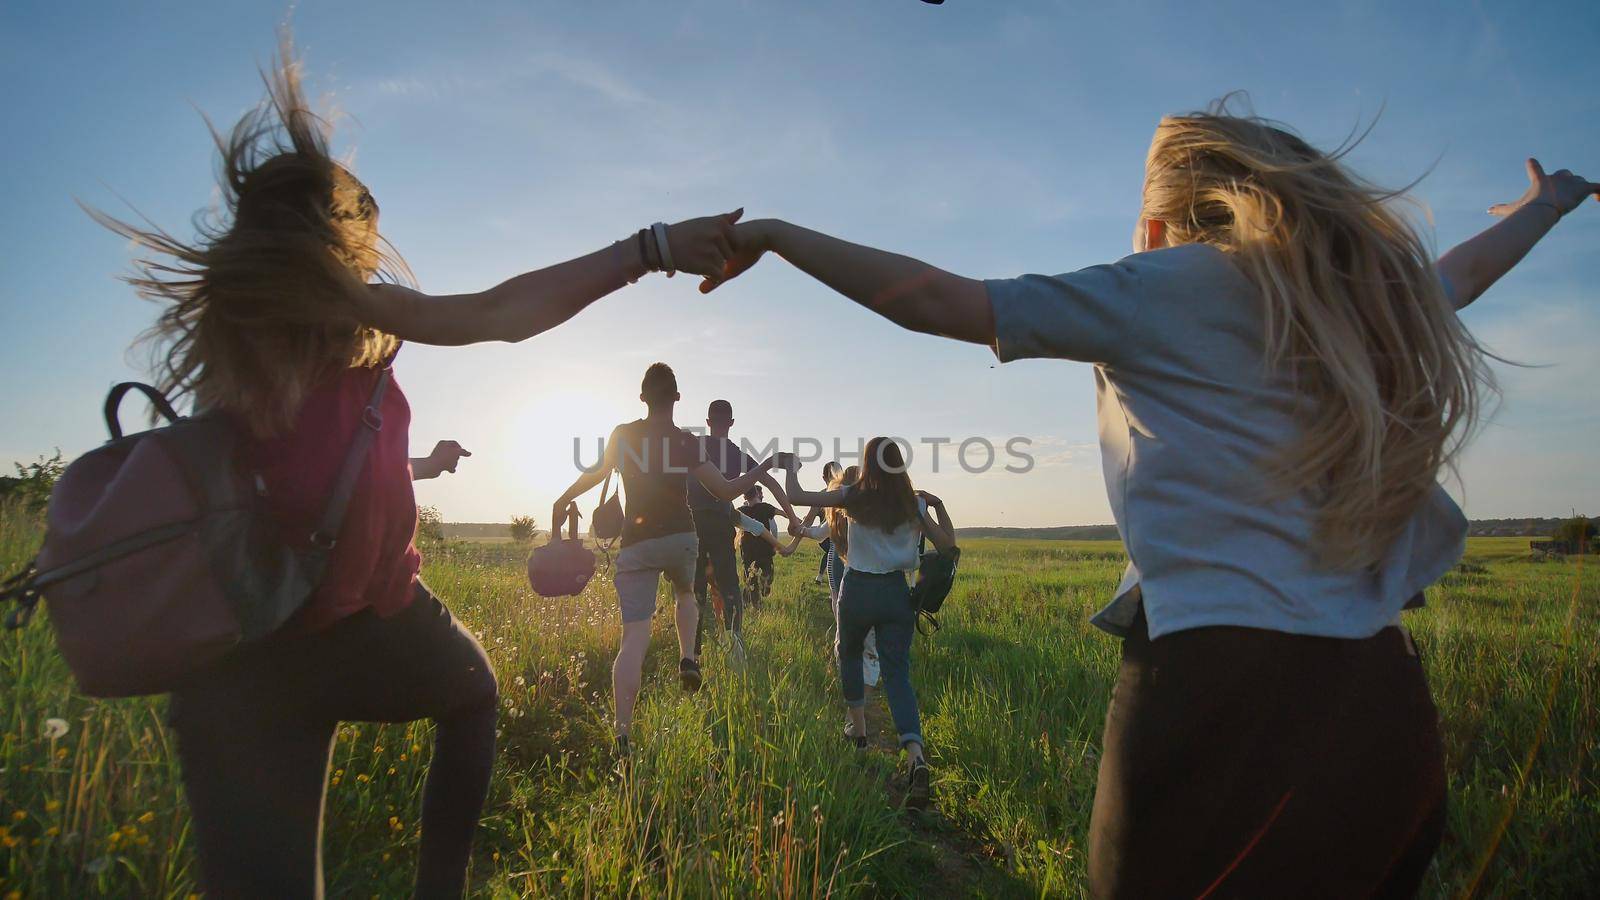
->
[308, 368, 391, 554]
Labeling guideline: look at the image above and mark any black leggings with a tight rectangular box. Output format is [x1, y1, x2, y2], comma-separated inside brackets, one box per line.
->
[693, 507, 745, 653]
[169, 582, 498, 899]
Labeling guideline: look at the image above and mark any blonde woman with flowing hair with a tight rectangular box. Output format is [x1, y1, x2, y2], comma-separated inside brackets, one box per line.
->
[709, 98, 1596, 895]
[89, 37, 743, 899]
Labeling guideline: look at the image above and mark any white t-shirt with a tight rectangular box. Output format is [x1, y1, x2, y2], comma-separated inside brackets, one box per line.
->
[843, 495, 928, 574]
[986, 243, 1466, 640]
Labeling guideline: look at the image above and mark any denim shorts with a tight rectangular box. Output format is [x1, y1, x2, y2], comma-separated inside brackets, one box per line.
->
[613, 531, 698, 623]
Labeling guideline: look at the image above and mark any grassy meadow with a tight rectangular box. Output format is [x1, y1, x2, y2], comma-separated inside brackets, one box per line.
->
[0, 501, 1596, 898]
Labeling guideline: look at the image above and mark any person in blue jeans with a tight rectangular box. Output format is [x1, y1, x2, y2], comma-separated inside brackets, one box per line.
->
[783, 438, 955, 809]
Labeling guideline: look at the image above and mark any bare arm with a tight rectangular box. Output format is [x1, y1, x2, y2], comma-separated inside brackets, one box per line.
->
[693, 457, 776, 502]
[917, 491, 957, 553]
[1436, 159, 1597, 310]
[707, 219, 995, 346]
[784, 464, 850, 507]
[357, 211, 743, 346]
[550, 437, 618, 535]
[758, 471, 799, 521]
[410, 440, 471, 480]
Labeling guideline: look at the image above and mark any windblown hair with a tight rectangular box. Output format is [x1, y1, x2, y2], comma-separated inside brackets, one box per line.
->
[844, 438, 920, 533]
[85, 35, 408, 436]
[1142, 96, 1494, 569]
[826, 465, 859, 558]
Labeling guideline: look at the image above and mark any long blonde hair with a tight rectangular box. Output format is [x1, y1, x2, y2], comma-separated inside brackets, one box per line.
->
[1142, 97, 1494, 569]
[85, 35, 409, 435]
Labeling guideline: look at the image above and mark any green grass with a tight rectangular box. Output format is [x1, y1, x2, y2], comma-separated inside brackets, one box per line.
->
[1, 501, 1595, 897]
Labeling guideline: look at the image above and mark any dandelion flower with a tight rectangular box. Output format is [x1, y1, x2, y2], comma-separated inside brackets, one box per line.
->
[41, 717, 69, 739]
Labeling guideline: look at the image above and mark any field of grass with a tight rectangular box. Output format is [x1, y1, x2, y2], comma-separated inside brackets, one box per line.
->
[1, 502, 1596, 897]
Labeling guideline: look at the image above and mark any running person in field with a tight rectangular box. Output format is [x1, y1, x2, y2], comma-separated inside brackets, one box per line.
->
[91, 38, 745, 899]
[794, 464, 880, 688]
[782, 439, 956, 809]
[690, 399, 796, 656]
[550, 364, 776, 753]
[706, 98, 1597, 896]
[813, 461, 842, 584]
[737, 485, 782, 606]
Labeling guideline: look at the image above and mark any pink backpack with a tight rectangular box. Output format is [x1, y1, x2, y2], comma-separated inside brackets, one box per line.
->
[527, 502, 597, 598]
[1, 375, 388, 697]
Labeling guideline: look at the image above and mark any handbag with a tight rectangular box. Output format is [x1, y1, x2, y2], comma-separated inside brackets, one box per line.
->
[1, 372, 390, 697]
[527, 502, 597, 598]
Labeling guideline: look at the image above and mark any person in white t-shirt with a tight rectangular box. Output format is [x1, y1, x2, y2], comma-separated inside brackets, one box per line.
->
[784, 438, 956, 809]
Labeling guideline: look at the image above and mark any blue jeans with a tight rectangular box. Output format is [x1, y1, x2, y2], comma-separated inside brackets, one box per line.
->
[826, 544, 844, 601]
[836, 569, 922, 748]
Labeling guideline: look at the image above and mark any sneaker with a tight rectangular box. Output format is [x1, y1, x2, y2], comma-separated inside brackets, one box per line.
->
[906, 761, 932, 810]
[728, 632, 747, 668]
[844, 732, 868, 750]
[679, 657, 703, 693]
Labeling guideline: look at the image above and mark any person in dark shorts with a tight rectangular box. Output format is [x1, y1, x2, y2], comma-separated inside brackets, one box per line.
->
[551, 364, 776, 751]
[689, 399, 796, 655]
[737, 485, 780, 606]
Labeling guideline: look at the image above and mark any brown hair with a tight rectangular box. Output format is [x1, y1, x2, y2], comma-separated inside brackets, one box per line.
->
[1142, 96, 1493, 569]
[843, 438, 920, 532]
[85, 35, 409, 436]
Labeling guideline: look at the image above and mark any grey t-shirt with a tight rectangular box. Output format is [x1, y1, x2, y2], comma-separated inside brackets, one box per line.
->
[986, 243, 1466, 640]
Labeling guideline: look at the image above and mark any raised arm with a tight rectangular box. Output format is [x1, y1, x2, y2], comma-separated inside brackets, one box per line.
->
[693, 457, 776, 503]
[1436, 159, 1597, 310]
[708, 219, 995, 346]
[784, 464, 850, 508]
[758, 471, 799, 521]
[917, 490, 957, 553]
[550, 434, 619, 535]
[356, 211, 742, 346]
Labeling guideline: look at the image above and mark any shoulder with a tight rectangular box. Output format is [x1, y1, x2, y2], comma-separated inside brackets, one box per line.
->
[1125, 243, 1252, 293]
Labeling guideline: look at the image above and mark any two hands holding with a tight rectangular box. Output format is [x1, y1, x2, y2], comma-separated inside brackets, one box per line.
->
[648, 211, 788, 295]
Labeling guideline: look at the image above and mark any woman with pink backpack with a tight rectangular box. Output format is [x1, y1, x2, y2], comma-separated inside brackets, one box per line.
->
[80, 42, 742, 899]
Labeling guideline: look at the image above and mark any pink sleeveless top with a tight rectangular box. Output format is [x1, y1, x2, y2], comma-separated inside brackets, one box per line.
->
[243, 362, 422, 631]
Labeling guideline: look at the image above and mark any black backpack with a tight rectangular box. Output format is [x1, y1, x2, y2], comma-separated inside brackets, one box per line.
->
[910, 538, 960, 633]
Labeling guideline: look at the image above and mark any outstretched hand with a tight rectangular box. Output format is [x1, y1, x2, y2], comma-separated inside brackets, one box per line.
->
[1488, 158, 1598, 219]
[666, 209, 744, 279]
[700, 220, 772, 294]
[426, 440, 472, 475]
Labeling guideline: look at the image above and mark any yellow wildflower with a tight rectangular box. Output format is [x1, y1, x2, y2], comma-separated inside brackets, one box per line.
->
[387, 767, 397, 776]
[45, 799, 61, 812]
[11, 810, 25, 821]
[356, 773, 371, 783]
[138, 811, 156, 824]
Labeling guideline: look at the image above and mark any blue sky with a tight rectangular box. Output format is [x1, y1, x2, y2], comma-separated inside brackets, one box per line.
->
[2, 0, 1596, 526]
